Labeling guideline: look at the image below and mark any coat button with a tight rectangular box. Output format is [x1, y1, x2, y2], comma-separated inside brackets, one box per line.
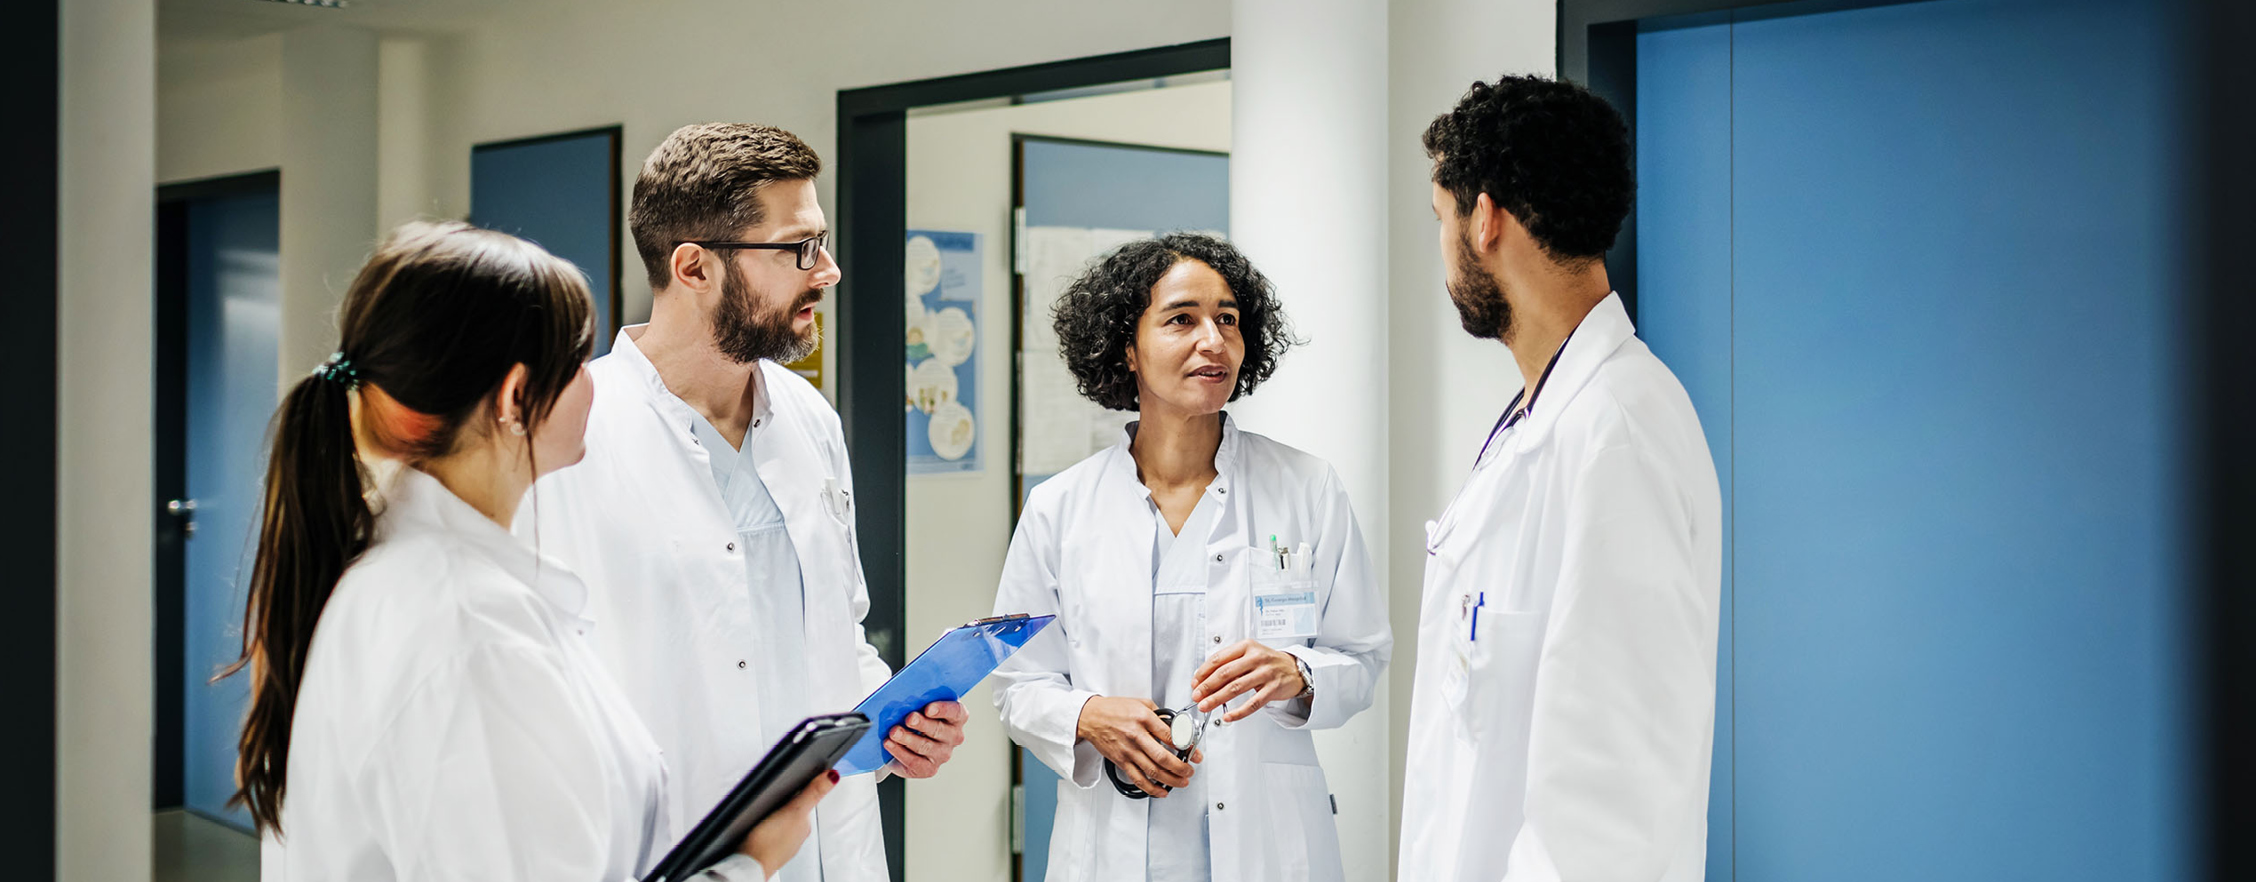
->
[738, 660, 747, 669]
[1212, 554, 1223, 563]
[1212, 635, 1222, 644]
[1216, 802, 1225, 810]
[727, 542, 737, 552]
[1216, 487, 1226, 494]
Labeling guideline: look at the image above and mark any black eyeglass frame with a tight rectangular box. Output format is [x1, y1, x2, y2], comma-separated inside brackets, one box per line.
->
[679, 232, 829, 271]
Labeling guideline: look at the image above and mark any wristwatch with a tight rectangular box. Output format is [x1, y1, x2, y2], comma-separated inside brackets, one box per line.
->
[1293, 655, 1315, 700]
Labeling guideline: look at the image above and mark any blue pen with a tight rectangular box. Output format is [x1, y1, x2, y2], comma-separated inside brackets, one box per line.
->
[1469, 591, 1485, 642]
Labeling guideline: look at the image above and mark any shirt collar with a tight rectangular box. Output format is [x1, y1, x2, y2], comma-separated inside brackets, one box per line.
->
[1107, 412, 1241, 499]
[611, 324, 773, 439]
[1481, 292, 1639, 460]
[376, 467, 591, 620]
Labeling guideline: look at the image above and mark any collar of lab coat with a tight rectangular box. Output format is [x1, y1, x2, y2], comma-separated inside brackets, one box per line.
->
[378, 466, 591, 621]
[1107, 411, 1243, 499]
[1502, 292, 1637, 454]
[607, 324, 773, 443]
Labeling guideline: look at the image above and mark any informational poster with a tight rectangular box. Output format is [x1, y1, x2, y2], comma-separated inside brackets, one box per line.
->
[905, 230, 981, 474]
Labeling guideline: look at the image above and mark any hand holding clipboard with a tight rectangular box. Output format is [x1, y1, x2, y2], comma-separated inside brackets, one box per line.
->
[837, 614, 1055, 776]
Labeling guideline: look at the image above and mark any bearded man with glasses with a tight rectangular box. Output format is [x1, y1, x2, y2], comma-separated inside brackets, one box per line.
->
[519, 123, 966, 882]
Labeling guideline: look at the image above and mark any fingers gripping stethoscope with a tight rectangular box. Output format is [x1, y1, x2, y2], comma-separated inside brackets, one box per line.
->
[1105, 705, 1209, 799]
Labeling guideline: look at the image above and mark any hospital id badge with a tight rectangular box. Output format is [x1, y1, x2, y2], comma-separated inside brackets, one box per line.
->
[1253, 590, 1320, 640]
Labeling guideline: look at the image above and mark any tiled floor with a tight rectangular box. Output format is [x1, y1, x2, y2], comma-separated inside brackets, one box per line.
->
[153, 809, 257, 882]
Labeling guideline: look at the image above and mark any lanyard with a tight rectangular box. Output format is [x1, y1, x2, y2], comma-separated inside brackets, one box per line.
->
[1475, 329, 1576, 466]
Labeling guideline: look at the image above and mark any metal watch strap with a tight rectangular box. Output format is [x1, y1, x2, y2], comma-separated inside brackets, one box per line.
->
[1294, 655, 1315, 699]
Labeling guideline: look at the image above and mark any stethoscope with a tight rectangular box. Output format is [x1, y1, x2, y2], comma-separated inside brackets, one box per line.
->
[1105, 705, 1210, 799]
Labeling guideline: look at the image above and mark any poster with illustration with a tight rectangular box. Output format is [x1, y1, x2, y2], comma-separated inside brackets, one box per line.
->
[905, 230, 980, 474]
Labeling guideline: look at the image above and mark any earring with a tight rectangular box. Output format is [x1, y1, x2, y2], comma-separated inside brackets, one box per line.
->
[502, 417, 526, 436]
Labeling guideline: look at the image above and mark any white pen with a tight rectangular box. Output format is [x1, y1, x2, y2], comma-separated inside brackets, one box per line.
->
[1296, 542, 1312, 576]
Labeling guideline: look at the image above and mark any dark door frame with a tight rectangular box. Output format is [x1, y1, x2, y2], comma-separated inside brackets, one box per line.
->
[470, 125, 626, 343]
[1563, 1, 2255, 878]
[151, 168, 282, 814]
[2193, 2, 2256, 879]
[2, 0, 57, 872]
[833, 37, 1229, 881]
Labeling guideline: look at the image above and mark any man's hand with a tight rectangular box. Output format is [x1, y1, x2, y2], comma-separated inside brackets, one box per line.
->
[1076, 696, 1200, 798]
[1191, 640, 1308, 723]
[886, 700, 968, 778]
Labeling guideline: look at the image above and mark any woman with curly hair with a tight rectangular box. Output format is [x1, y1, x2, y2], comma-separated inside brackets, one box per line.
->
[989, 233, 1391, 882]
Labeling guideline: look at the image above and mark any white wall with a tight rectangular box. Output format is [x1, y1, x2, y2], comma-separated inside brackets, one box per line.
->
[157, 32, 279, 184]
[279, 26, 381, 386]
[901, 80, 1232, 879]
[1381, 0, 1555, 869]
[60, 0, 156, 879]
[1226, 1, 1394, 878]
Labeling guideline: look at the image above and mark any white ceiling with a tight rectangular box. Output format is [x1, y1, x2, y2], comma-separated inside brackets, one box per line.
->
[159, 0, 524, 41]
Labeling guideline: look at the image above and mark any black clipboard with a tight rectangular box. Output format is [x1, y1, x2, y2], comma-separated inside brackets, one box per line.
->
[644, 712, 870, 882]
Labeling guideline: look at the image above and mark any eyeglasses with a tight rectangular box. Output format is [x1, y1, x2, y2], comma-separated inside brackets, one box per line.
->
[680, 232, 829, 271]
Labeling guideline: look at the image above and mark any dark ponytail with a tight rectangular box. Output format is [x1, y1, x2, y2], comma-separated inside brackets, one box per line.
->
[226, 369, 372, 831]
[225, 220, 594, 833]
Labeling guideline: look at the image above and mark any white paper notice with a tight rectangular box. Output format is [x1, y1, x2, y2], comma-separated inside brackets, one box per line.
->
[1017, 226, 1153, 475]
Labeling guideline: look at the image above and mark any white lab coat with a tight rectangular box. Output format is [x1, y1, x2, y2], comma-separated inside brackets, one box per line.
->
[521, 327, 893, 882]
[993, 418, 1392, 882]
[1398, 293, 1723, 882]
[264, 467, 762, 882]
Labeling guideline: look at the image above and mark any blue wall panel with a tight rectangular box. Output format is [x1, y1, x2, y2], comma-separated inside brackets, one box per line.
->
[472, 131, 617, 356]
[1021, 139, 1229, 234]
[1634, 1, 2187, 878]
[1636, 20, 1735, 881]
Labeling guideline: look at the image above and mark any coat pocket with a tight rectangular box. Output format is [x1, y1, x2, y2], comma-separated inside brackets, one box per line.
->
[1255, 762, 1343, 882]
[1458, 609, 1547, 750]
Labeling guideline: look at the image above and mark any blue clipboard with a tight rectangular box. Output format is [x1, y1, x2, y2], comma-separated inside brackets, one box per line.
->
[834, 613, 1055, 776]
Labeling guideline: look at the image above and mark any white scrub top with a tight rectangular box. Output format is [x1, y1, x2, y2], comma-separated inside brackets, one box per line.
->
[687, 394, 823, 882]
[1398, 293, 1724, 882]
[1148, 495, 1222, 880]
[264, 467, 762, 882]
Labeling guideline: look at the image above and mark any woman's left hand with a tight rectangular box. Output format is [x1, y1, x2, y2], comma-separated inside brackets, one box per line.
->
[1190, 640, 1308, 722]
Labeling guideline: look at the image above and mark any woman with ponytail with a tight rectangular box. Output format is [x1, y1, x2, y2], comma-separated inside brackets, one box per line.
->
[230, 220, 829, 881]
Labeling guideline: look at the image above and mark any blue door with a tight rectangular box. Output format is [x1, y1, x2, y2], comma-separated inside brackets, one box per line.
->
[179, 188, 281, 832]
[1635, 1, 2188, 878]
[472, 128, 621, 356]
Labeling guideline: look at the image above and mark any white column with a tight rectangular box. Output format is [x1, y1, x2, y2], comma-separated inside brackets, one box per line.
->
[57, 0, 155, 878]
[280, 25, 380, 385]
[1227, 2, 1390, 879]
[1383, 0, 1557, 873]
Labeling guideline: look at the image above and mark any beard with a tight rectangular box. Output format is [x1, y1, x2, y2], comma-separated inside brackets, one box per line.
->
[1446, 231, 1513, 342]
[713, 265, 821, 365]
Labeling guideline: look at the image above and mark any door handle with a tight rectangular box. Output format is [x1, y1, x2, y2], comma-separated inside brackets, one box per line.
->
[166, 498, 197, 537]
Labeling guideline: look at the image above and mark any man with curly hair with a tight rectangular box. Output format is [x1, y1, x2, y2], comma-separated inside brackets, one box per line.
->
[1398, 75, 1724, 881]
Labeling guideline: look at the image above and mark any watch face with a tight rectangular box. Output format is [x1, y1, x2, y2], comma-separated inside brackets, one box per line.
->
[1169, 712, 1200, 750]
